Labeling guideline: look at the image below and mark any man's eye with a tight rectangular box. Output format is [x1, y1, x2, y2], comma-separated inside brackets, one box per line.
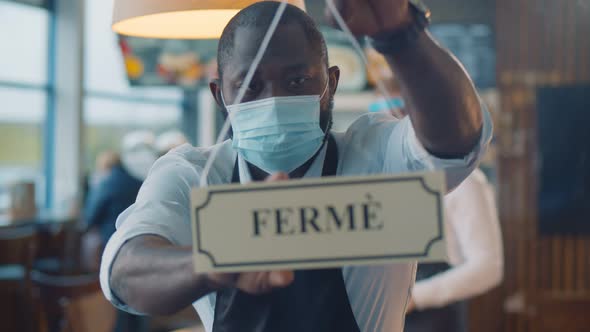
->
[289, 76, 309, 89]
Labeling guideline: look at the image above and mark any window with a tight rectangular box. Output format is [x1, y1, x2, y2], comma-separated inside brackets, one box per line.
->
[0, 1, 49, 85]
[0, 1, 50, 205]
[0, 87, 46, 174]
[83, 0, 182, 173]
[83, 97, 181, 167]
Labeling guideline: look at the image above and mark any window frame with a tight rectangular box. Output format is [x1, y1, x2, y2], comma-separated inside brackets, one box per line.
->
[0, 0, 54, 208]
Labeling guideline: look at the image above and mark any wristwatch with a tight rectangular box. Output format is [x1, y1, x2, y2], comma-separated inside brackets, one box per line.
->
[369, 0, 431, 55]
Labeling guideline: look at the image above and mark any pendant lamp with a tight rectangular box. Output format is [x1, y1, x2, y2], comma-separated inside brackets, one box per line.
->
[112, 0, 306, 39]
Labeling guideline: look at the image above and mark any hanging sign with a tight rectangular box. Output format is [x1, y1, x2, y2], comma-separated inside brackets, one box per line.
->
[191, 172, 447, 273]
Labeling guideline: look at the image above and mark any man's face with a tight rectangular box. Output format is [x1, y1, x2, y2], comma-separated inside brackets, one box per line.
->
[211, 23, 340, 130]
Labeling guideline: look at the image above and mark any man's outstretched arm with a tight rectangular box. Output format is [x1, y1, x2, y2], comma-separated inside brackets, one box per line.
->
[106, 173, 294, 316]
[383, 31, 482, 158]
[109, 235, 209, 315]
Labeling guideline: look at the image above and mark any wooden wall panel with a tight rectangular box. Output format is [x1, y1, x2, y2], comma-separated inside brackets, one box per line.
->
[487, 0, 590, 331]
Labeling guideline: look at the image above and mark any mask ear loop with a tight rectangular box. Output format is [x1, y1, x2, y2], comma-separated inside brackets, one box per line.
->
[220, 88, 227, 107]
[324, 0, 435, 171]
[199, 0, 290, 188]
[319, 76, 332, 135]
[320, 79, 330, 100]
[318, 77, 333, 147]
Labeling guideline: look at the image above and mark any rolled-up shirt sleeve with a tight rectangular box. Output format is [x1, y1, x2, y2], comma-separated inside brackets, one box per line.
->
[383, 102, 493, 190]
[99, 151, 201, 313]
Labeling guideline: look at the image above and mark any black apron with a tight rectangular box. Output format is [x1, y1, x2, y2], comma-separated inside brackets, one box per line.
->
[213, 135, 361, 332]
[405, 263, 467, 332]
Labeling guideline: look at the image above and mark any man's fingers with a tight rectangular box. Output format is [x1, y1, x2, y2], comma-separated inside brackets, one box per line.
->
[268, 270, 294, 287]
[233, 270, 294, 294]
[266, 172, 289, 182]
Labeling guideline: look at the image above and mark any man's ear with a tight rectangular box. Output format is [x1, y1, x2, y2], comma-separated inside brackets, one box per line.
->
[328, 66, 340, 97]
[209, 79, 224, 108]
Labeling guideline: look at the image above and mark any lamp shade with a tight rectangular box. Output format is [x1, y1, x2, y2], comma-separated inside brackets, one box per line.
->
[112, 0, 306, 39]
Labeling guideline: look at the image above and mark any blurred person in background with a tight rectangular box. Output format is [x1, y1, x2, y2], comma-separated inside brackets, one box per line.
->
[84, 131, 158, 245]
[81, 150, 121, 261]
[371, 89, 503, 331]
[83, 150, 121, 208]
[90, 150, 121, 188]
[404, 168, 503, 332]
[155, 130, 188, 157]
[367, 69, 503, 331]
[83, 130, 157, 332]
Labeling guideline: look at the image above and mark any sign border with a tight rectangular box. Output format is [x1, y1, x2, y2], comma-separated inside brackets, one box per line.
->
[193, 176, 444, 268]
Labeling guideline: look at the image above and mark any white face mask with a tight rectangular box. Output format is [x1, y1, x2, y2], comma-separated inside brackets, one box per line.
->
[223, 83, 329, 174]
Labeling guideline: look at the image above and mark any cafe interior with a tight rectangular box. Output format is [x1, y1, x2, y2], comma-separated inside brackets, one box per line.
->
[0, 0, 589, 331]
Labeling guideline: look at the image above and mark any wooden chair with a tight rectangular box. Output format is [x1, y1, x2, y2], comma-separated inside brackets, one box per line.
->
[34, 220, 79, 275]
[32, 271, 115, 332]
[32, 221, 116, 332]
[0, 224, 38, 332]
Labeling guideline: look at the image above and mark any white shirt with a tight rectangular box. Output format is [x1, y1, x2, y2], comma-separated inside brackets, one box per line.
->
[100, 109, 493, 332]
[412, 168, 504, 309]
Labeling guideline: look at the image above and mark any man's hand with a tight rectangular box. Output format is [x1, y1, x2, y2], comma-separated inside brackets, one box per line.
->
[207, 270, 294, 295]
[325, 0, 412, 36]
[206, 173, 295, 295]
[406, 296, 416, 313]
[329, 0, 483, 159]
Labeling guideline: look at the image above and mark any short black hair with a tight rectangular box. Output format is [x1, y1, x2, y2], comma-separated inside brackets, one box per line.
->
[217, 1, 329, 78]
